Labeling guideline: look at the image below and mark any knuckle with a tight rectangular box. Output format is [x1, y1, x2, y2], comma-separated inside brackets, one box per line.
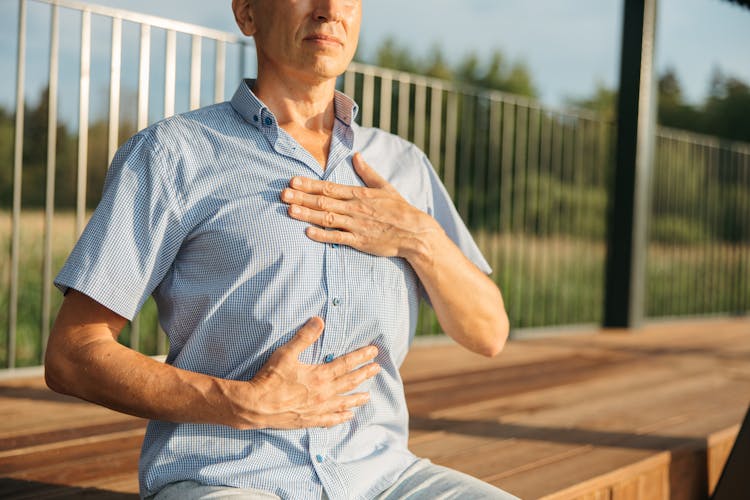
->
[324, 212, 336, 227]
[315, 196, 327, 210]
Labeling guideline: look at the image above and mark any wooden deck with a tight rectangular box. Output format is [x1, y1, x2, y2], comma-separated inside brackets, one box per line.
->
[1, 317, 749, 499]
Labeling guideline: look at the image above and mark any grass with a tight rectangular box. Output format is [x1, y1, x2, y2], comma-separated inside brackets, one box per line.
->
[1, 211, 748, 367]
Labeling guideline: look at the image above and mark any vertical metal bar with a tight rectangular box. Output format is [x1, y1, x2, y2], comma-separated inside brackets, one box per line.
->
[239, 41, 246, 81]
[488, 98, 502, 316]
[108, 17, 122, 165]
[703, 145, 717, 313]
[573, 117, 586, 322]
[457, 95, 475, 221]
[729, 148, 740, 314]
[9, 0, 27, 368]
[189, 35, 201, 110]
[343, 69, 355, 99]
[214, 40, 226, 103]
[550, 115, 564, 325]
[164, 29, 176, 118]
[673, 137, 683, 316]
[689, 141, 700, 315]
[500, 101, 515, 317]
[76, 9, 91, 237]
[538, 112, 553, 326]
[397, 75, 410, 140]
[472, 97, 488, 259]
[512, 105, 528, 326]
[698, 143, 709, 314]
[41, 2, 60, 360]
[443, 90, 458, 198]
[563, 118, 575, 323]
[428, 83, 443, 171]
[524, 107, 541, 328]
[361, 70, 374, 127]
[413, 79, 426, 151]
[655, 136, 667, 317]
[137, 24, 150, 131]
[379, 73, 392, 133]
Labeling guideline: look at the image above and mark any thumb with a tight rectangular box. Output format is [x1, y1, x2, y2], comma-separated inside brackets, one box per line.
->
[285, 316, 325, 358]
[353, 153, 393, 192]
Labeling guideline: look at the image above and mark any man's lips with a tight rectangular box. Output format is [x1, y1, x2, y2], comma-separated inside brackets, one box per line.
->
[303, 34, 344, 46]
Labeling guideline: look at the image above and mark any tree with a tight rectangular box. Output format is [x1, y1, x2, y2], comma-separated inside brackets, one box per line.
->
[657, 68, 701, 131]
[371, 38, 537, 98]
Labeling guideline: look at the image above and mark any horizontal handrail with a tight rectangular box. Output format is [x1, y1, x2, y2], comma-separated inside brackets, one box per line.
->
[33, 0, 248, 43]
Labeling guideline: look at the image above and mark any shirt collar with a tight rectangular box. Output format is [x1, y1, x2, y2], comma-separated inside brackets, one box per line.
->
[230, 78, 359, 131]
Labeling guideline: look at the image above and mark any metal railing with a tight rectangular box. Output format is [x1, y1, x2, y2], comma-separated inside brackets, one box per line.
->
[4, 0, 254, 368]
[340, 63, 616, 336]
[2, 0, 749, 370]
[648, 129, 750, 318]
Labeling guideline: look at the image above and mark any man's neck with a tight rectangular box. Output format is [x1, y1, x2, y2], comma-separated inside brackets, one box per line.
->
[252, 66, 337, 134]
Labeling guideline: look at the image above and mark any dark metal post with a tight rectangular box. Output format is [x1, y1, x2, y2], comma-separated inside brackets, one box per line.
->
[604, 0, 658, 328]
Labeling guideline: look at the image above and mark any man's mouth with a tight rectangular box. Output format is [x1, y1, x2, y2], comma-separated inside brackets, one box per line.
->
[303, 34, 344, 47]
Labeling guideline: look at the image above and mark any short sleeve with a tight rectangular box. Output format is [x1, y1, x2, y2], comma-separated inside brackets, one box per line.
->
[54, 132, 186, 320]
[422, 154, 492, 275]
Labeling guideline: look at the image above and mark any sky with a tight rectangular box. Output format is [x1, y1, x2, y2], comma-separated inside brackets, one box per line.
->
[1, 0, 749, 123]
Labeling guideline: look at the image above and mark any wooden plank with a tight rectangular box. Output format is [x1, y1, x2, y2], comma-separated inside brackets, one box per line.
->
[0, 430, 144, 473]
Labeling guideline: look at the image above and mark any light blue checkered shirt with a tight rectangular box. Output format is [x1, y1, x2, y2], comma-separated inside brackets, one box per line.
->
[55, 80, 491, 500]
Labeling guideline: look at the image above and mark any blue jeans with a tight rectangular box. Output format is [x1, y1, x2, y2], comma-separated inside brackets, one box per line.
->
[150, 458, 520, 499]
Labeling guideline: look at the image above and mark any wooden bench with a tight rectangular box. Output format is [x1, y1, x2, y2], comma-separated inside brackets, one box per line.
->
[2, 317, 749, 499]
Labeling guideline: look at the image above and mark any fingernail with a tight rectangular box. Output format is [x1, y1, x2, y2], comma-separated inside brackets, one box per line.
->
[290, 205, 300, 215]
[291, 177, 301, 187]
[281, 189, 293, 201]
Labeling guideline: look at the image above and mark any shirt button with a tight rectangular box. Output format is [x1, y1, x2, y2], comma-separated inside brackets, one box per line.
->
[324, 353, 334, 363]
[264, 116, 272, 126]
[252, 114, 259, 122]
[316, 454, 324, 463]
[332, 297, 341, 306]
[330, 243, 338, 248]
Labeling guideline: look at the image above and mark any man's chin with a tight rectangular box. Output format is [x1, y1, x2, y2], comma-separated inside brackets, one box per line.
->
[305, 60, 352, 82]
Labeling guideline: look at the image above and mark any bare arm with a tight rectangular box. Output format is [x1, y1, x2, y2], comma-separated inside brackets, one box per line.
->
[45, 290, 380, 429]
[280, 153, 509, 357]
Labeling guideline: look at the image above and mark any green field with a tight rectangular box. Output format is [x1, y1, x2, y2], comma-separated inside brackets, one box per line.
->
[1, 211, 748, 367]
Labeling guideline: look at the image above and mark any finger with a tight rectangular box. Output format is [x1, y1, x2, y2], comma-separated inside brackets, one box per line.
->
[288, 204, 356, 231]
[283, 317, 325, 358]
[289, 176, 358, 200]
[326, 345, 379, 377]
[353, 153, 394, 192]
[305, 226, 358, 247]
[281, 188, 352, 215]
[304, 392, 370, 414]
[332, 362, 381, 394]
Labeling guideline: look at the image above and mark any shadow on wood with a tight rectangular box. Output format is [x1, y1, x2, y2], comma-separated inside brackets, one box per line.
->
[0, 478, 138, 499]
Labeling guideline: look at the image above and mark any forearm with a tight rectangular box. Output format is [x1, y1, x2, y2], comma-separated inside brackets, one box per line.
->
[403, 223, 509, 357]
[45, 327, 237, 426]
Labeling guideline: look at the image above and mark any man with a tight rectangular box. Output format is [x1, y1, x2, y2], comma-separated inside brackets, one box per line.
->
[45, 0, 516, 498]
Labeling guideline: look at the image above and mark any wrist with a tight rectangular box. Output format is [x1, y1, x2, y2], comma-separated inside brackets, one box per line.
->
[399, 213, 444, 270]
[213, 377, 260, 429]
